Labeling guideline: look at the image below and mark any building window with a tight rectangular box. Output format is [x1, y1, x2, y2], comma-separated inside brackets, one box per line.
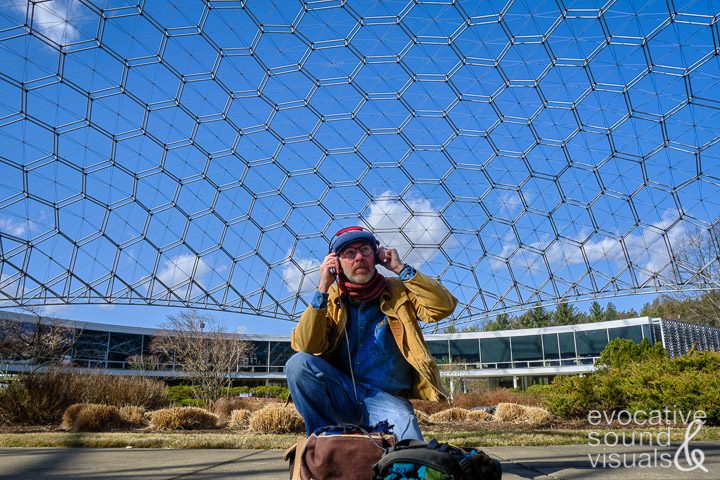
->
[480, 337, 511, 364]
[575, 329, 609, 357]
[450, 339, 479, 363]
[243, 341, 268, 371]
[269, 341, 293, 372]
[427, 340, 449, 364]
[511, 335, 543, 361]
[108, 332, 143, 366]
[558, 332, 576, 359]
[73, 330, 110, 364]
[608, 325, 643, 343]
[542, 333, 559, 360]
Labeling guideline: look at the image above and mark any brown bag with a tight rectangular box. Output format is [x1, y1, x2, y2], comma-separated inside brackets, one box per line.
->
[284, 428, 395, 480]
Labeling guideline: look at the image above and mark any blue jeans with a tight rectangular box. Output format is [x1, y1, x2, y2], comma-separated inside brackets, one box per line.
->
[285, 352, 424, 440]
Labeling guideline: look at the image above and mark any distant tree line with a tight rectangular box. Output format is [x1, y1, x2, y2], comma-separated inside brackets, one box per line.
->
[639, 292, 720, 328]
[444, 293, 720, 333]
[457, 301, 638, 333]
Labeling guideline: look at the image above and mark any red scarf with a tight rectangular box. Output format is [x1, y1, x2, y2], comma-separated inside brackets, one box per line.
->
[338, 270, 387, 303]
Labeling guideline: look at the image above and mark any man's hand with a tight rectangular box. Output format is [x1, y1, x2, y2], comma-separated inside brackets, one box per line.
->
[318, 253, 339, 293]
[377, 247, 405, 275]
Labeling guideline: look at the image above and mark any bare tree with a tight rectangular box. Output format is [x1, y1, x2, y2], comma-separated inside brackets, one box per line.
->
[126, 353, 161, 372]
[0, 306, 76, 374]
[674, 221, 720, 289]
[664, 221, 720, 327]
[149, 310, 251, 408]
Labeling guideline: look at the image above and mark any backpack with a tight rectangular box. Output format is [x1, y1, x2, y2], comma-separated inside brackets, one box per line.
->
[284, 422, 396, 480]
[373, 439, 502, 480]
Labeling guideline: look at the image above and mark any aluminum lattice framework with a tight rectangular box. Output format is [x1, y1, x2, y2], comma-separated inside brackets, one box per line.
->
[1, 0, 720, 328]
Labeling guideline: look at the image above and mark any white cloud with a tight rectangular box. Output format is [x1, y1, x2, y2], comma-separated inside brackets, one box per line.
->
[491, 210, 685, 289]
[282, 256, 321, 294]
[156, 254, 211, 299]
[365, 193, 451, 269]
[0, 273, 25, 305]
[0, 217, 32, 237]
[282, 192, 451, 293]
[540, 210, 683, 280]
[13, 0, 81, 45]
[41, 303, 71, 317]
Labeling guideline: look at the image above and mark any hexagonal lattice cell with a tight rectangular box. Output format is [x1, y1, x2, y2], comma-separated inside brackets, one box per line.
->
[1, 1, 720, 328]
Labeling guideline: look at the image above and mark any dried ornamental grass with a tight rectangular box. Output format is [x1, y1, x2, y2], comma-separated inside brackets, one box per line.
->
[524, 406, 552, 425]
[249, 404, 305, 434]
[428, 407, 469, 423]
[148, 407, 219, 430]
[466, 409, 492, 422]
[414, 410, 430, 425]
[228, 409, 252, 429]
[119, 406, 147, 427]
[61, 403, 122, 432]
[411, 399, 448, 415]
[493, 403, 551, 424]
[494, 403, 527, 422]
[452, 388, 542, 408]
[61, 403, 85, 430]
[214, 397, 279, 423]
[0, 370, 168, 425]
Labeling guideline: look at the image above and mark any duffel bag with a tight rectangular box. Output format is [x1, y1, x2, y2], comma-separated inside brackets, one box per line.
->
[284, 422, 396, 480]
[373, 438, 502, 479]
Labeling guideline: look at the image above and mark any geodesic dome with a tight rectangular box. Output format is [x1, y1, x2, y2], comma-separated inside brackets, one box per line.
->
[1, 0, 719, 327]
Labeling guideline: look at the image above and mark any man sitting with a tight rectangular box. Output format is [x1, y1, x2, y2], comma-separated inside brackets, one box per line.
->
[286, 226, 457, 440]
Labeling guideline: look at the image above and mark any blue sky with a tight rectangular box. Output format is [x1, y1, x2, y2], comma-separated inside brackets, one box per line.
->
[1, 0, 719, 333]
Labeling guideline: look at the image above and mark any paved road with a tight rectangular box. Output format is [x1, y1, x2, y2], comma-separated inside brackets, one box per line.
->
[1, 443, 718, 479]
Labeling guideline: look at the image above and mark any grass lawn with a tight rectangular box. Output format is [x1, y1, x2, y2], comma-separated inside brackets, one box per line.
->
[1, 426, 719, 449]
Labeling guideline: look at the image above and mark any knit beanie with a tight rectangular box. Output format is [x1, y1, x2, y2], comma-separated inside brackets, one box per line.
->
[329, 226, 379, 254]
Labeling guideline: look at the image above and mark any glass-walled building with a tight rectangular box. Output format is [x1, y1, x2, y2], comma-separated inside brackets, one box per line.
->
[424, 318, 654, 371]
[2, 311, 719, 387]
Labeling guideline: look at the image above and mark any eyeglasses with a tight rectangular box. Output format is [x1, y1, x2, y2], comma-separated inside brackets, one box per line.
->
[339, 245, 374, 260]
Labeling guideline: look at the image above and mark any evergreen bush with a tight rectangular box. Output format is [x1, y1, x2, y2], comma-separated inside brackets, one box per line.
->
[544, 347, 720, 425]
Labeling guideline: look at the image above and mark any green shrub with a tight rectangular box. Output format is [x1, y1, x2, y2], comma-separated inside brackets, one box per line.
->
[226, 386, 251, 396]
[544, 350, 720, 425]
[251, 386, 289, 400]
[524, 384, 552, 396]
[167, 385, 202, 406]
[598, 338, 666, 368]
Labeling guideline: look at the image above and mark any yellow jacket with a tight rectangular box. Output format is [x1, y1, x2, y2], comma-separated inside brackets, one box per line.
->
[291, 272, 458, 402]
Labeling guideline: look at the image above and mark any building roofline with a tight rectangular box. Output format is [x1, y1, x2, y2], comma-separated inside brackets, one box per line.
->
[0, 310, 290, 342]
[425, 317, 658, 340]
[2, 309, 659, 342]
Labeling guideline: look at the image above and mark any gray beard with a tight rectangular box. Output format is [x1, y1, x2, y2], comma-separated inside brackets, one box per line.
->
[345, 268, 375, 284]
